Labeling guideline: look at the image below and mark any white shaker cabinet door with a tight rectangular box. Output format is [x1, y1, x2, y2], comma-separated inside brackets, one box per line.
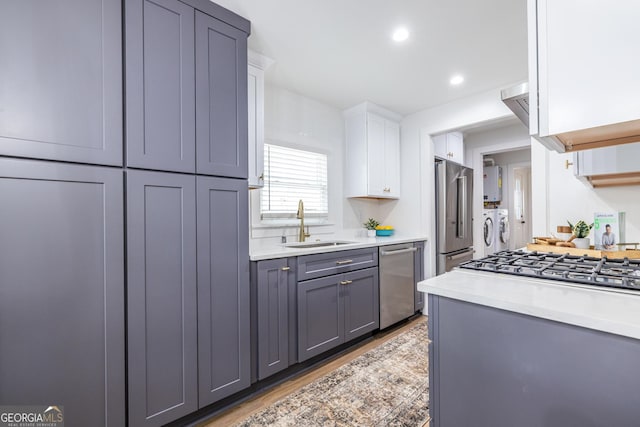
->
[384, 120, 400, 197]
[537, 0, 640, 136]
[366, 113, 386, 197]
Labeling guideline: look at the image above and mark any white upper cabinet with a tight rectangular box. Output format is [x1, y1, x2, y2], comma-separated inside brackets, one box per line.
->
[247, 51, 273, 189]
[345, 103, 401, 199]
[529, 0, 640, 151]
[573, 142, 640, 187]
[433, 132, 464, 164]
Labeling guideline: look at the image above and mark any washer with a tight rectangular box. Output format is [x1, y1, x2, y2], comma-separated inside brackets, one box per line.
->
[496, 209, 510, 252]
[482, 209, 496, 256]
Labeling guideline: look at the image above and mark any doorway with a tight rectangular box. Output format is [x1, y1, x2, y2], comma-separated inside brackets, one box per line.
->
[481, 150, 532, 251]
[511, 164, 532, 249]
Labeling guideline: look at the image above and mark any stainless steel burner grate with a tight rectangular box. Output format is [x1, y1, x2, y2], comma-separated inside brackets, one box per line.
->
[459, 250, 640, 291]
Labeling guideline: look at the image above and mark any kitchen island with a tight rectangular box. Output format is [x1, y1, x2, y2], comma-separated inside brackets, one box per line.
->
[419, 263, 640, 427]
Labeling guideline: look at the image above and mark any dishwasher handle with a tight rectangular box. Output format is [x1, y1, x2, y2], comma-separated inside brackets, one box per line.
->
[380, 247, 417, 256]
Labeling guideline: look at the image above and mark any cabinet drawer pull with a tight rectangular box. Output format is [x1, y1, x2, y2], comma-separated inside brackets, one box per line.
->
[281, 266, 290, 271]
[340, 280, 353, 285]
[335, 259, 353, 265]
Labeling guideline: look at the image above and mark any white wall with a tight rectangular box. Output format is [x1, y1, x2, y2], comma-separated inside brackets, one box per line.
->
[487, 147, 531, 167]
[387, 85, 522, 279]
[532, 147, 640, 245]
[250, 84, 380, 248]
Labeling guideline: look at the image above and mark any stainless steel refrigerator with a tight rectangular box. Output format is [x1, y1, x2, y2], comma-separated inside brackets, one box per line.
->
[435, 159, 474, 275]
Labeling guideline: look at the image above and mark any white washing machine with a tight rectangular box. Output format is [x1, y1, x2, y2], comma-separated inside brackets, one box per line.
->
[482, 209, 497, 256]
[496, 209, 510, 252]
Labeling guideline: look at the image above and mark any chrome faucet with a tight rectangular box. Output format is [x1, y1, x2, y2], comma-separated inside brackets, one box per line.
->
[296, 199, 311, 242]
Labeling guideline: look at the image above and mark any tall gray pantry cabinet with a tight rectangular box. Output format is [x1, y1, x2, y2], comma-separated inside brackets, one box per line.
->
[0, 0, 123, 166]
[0, 159, 125, 426]
[0, 0, 251, 426]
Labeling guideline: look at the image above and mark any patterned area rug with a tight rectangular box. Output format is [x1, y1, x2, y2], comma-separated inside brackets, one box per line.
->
[235, 319, 429, 427]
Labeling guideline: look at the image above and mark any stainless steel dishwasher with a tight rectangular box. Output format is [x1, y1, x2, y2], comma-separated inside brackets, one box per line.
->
[379, 243, 417, 329]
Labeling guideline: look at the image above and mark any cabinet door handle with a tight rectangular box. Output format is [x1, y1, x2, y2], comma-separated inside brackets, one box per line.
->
[281, 266, 290, 271]
[340, 280, 352, 285]
[258, 172, 264, 181]
[335, 259, 353, 265]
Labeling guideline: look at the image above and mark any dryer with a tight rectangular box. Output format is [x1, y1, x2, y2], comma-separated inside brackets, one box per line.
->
[496, 209, 510, 251]
[482, 209, 496, 256]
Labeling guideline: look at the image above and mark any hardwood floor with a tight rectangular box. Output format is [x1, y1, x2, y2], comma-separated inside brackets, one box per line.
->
[201, 315, 429, 426]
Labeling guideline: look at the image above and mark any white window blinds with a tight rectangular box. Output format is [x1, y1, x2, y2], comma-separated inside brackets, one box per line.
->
[261, 144, 328, 219]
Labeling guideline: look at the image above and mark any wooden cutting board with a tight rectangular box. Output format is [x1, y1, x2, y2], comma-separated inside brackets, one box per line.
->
[526, 243, 640, 260]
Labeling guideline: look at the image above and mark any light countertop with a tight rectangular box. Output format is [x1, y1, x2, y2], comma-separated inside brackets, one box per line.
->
[250, 234, 427, 261]
[418, 269, 640, 340]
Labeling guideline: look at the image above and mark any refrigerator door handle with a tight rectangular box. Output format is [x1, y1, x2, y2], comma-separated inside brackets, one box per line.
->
[446, 248, 475, 261]
[457, 175, 467, 239]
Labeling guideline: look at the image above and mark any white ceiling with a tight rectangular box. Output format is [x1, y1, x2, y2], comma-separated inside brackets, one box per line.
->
[214, 0, 528, 116]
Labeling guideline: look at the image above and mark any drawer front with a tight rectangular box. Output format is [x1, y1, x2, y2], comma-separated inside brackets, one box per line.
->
[297, 248, 378, 281]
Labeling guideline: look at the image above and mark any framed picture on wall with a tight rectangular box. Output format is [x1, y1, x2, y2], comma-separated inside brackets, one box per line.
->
[594, 212, 619, 250]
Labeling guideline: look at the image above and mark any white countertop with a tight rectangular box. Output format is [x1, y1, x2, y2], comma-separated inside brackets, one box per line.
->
[418, 269, 640, 340]
[250, 234, 427, 261]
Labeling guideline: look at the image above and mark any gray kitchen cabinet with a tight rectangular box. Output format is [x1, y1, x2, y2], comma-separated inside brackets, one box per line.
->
[125, 0, 196, 172]
[414, 241, 426, 312]
[197, 176, 250, 407]
[297, 248, 378, 281]
[0, 0, 122, 166]
[127, 170, 198, 427]
[428, 294, 640, 426]
[255, 258, 296, 380]
[0, 159, 125, 426]
[298, 266, 379, 362]
[195, 10, 249, 178]
[298, 275, 345, 361]
[343, 268, 380, 341]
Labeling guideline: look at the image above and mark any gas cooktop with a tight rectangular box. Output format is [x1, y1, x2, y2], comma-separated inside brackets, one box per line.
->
[460, 250, 640, 292]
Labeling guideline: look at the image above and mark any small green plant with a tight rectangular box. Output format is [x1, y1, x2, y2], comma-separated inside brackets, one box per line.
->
[568, 220, 594, 238]
[363, 218, 380, 230]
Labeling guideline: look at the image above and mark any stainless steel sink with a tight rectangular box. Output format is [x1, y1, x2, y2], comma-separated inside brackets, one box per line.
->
[284, 240, 356, 249]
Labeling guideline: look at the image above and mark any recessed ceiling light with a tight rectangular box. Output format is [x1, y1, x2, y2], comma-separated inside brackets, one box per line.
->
[450, 75, 464, 85]
[392, 27, 410, 42]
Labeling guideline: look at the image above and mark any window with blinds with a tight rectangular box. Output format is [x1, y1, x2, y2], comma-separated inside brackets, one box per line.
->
[261, 143, 328, 219]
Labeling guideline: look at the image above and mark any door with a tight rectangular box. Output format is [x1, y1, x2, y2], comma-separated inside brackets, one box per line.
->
[343, 268, 380, 340]
[379, 245, 416, 329]
[125, 0, 196, 172]
[366, 113, 386, 196]
[298, 276, 345, 362]
[195, 10, 248, 178]
[0, 159, 125, 426]
[483, 212, 495, 250]
[256, 259, 290, 380]
[384, 120, 400, 197]
[414, 241, 426, 312]
[0, 0, 122, 165]
[512, 166, 532, 249]
[537, 1, 640, 136]
[447, 132, 464, 164]
[437, 161, 474, 253]
[499, 213, 511, 249]
[197, 176, 250, 407]
[127, 170, 198, 427]
[248, 64, 265, 188]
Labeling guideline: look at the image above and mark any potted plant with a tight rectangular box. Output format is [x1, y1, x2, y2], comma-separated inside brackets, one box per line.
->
[363, 218, 380, 237]
[568, 220, 594, 249]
